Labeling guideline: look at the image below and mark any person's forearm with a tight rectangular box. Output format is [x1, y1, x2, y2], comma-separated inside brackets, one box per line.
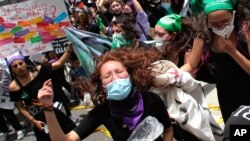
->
[163, 127, 174, 141]
[132, 0, 143, 13]
[19, 108, 37, 125]
[181, 38, 204, 72]
[97, 0, 107, 13]
[16, 102, 37, 125]
[229, 49, 250, 74]
[247, 42, 250, 55]
[52, 47, 72, 70]
[180, 63, 193, 73]
[44, 110, 67, 141]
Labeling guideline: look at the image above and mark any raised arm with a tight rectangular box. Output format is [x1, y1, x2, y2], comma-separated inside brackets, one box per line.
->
[51, 43, 73, 70]
[96, 0, 108, 13]
[37, 79, 80, 141]
[180, 38, 204, 73]
[131, 0, 143, 13]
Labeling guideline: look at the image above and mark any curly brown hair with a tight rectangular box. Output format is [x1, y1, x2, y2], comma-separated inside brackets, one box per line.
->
[90, 47, 162, 101]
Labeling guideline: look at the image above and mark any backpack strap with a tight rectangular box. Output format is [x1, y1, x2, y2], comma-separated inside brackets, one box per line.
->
[137, 22, 152, 40]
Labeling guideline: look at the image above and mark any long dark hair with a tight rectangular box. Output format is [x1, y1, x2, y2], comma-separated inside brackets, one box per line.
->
[161, 17, 194, 67]
[237, 0, 250, 26]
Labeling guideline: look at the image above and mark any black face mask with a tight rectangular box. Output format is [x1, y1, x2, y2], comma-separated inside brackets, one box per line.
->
[108, 87, 138, 118]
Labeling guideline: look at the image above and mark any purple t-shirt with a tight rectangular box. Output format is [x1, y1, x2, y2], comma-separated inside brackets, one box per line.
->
[136, 11, 149, 41]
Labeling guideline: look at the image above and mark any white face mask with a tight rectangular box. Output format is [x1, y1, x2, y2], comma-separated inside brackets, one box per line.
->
[154, 39, 171, 52]
[155, 39, 165, 52]
[211, 11, 235, 38]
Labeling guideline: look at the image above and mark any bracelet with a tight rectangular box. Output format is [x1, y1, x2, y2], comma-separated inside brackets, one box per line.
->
[43, 105, 54, 111]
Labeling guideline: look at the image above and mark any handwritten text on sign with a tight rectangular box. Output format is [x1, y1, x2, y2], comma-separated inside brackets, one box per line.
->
[0, 2, 57, 22]
[0, 0, 70, 59]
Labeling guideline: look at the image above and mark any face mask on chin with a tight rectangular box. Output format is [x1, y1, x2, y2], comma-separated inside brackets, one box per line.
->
[211, 11, 235, 39]
[155, 39, 165, 52]
[154, 37, 172, 52]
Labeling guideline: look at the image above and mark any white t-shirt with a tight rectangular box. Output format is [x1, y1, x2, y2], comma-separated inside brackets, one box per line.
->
[0, 60, 15, 110]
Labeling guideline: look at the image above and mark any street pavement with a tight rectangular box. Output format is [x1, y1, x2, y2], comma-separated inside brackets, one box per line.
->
[7, 82, 223, 141]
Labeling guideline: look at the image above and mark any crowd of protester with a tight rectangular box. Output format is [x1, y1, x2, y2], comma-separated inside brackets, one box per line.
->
[1, 0, 250, 141]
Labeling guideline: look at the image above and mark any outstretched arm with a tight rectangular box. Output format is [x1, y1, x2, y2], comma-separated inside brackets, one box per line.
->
[51, 43, 73, 70]
[38, 79, 80, 141]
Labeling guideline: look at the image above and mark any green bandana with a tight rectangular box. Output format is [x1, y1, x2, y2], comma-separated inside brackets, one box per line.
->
[204, 0, 233, 15]
[156, 14, 182, 33]
[111, 34, 132, 49]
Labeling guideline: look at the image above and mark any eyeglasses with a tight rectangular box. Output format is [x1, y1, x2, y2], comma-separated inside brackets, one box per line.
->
[209, 20, 232, 30]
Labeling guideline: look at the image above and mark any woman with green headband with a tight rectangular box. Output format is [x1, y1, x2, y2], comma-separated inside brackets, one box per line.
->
[154, 14, 194, 67]
[181, 0, 250, 122]
[154, 13, 221, 141]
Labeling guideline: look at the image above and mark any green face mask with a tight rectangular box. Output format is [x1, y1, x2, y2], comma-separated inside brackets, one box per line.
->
[111, 33, 132, 49]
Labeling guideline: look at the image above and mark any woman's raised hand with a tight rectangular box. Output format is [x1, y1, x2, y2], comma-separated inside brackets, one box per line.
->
[37, 79, 54, 108]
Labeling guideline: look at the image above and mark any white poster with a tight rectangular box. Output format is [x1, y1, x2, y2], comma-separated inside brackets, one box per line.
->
[0, 0, 70, 60]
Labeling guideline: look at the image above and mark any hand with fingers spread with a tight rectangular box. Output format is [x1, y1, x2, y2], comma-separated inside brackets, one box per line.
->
[37, 79, 54, 109]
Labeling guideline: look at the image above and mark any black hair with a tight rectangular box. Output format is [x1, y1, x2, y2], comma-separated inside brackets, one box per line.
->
[7, 57, 38, 80]
[111, 13, 139, 39]
[161, 17, 194, 67]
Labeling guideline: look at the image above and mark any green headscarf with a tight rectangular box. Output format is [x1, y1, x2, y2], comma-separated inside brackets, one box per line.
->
[156, 14, 182, 33]
[203, 0, 233, 15]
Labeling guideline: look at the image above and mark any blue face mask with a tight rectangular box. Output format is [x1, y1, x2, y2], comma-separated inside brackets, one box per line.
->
[161, 3, 172, 14]
[104, 77, 132, 101]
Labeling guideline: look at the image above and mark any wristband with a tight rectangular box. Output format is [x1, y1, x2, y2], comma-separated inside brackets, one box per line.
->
[43, 105, 54, 111]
